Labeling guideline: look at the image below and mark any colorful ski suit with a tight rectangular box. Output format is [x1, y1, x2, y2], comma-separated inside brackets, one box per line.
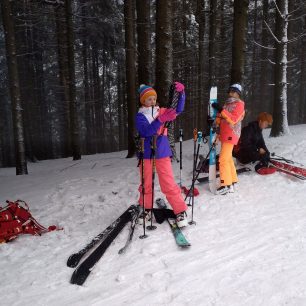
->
[216, 98, 245, 186]
[135, 94, 187, 214]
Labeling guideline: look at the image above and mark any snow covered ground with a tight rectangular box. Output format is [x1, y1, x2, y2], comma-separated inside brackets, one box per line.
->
[1, 125, 306, 306]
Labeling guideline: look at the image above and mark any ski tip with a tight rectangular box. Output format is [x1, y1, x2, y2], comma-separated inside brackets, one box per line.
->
[210, 86, 217, 95]
[70, 265, 92, 286]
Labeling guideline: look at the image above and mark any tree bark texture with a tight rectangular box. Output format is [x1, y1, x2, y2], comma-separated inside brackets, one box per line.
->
[155, 0, 173, 106]
[270, 0, 290, 136]
[65, 0, 81, 159]
[124, 0, 137, 158]
[196, 0, 206, 131]
[209, 0, 217, 88]
[55, 4, 71, 157]
[136, 0, 151, 85]
[1, 0, 28, 175]
[231, 0, 249, 84]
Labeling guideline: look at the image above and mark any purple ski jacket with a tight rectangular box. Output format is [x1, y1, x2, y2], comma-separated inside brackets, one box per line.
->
[136, 92, 185, 159]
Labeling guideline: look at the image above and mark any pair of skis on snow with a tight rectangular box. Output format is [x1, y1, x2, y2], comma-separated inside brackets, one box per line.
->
[68, 205, 139, 285]
[67, 200, 190, 286]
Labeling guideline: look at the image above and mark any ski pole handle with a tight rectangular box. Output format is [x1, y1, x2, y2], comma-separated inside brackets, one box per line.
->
[140, 138, 145, 154]
[179, 129, 183, 170]
[197, 131, 202, 144]
[193, 128, 197, 142]
[179, 129, 183, 142]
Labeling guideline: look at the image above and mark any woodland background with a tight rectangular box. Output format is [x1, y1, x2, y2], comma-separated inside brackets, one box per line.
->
[0, 0, 305, 174]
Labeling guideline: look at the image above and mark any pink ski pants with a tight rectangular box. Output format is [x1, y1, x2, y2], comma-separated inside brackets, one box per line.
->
[138, 157, 187, 215]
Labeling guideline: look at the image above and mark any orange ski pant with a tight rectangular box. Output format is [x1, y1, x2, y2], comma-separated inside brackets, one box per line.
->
[219, 142, 238, 186]
[138, 157, 187, 215]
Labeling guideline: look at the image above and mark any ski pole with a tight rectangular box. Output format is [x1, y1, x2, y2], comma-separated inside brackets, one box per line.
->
[179, 129, 183, 187]
[139, 138, 148, 239]
[270, 153, 304, 166]
[188, 129, 198, 207]
[147, 135, 157, 231]
[186, 131, 202, 202]
[185, 137, 217, 201]
[189, 131, 202, 225]
[193, 128, 198, 178]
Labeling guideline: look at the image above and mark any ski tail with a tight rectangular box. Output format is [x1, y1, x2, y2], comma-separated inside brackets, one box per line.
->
[167, 219, 191, 248]
[155, 199, 191, 248]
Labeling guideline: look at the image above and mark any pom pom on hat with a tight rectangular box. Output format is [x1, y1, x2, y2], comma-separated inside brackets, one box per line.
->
[228, 83, 242, 95]
[138, 84, 157, 105]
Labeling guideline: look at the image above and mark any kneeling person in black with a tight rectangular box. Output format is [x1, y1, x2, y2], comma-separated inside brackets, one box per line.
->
[233, 112, 273, 171]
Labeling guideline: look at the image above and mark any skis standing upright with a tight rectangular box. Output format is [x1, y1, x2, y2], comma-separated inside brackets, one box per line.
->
[208, 86, 218, 193]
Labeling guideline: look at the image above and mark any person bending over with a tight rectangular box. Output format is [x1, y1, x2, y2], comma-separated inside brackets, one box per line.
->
[233, 112, 274, 173]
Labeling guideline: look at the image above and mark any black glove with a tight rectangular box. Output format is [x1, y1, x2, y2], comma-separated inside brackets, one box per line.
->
[260, 151, 270, 167]
[213, 126, 220, 134]
[212, 103, 223, 112]
[207, 115, 214, 127]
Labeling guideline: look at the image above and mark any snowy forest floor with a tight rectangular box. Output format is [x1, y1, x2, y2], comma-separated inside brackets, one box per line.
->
[1, 125, 306, 306]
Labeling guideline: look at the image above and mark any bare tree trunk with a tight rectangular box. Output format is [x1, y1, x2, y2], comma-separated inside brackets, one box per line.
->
[217, 0, 230, 101]
[65, 0, 81, 159]
[81, 3, 92, 154]
[287, 0, 297, 124]
[136, 0, 151, 85]
[231, 0, 249, 84]
[208, 0, 217, 88]
[32, 14, 52, 160]
[155, 0, 173, 106]
[270, 0, 290, 136]
[155, 0, 176, 158]
[101, 52, 106, 152]
[196, 0, 206, 131]
[299, 18, 306, 123]
[107, 75, 116, 151]
[259, 0, 272, 112]
[92, 47, 103, 152]
[1, 0, 28, 175]
[250, 0, 258, 107]
[124, 0, 137, 158]
[117, 54, 125, 150]
[55, 4, 71, 157]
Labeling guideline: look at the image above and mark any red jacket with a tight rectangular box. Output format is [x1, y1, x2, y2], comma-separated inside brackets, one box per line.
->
[216, 98, 245, 145]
